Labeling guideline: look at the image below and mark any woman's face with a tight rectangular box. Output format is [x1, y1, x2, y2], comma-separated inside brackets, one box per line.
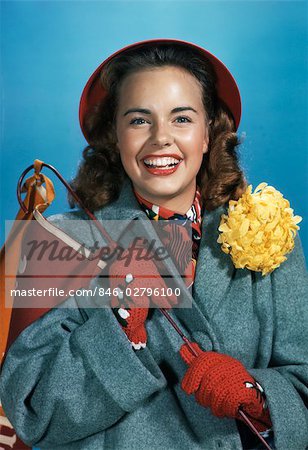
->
[115, 66, 209, 212]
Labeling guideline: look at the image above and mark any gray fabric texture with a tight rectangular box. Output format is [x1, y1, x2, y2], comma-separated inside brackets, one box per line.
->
[1, 177, 307, 450]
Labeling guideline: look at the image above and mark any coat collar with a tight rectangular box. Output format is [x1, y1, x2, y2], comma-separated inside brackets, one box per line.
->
[96, 176, 147, 223]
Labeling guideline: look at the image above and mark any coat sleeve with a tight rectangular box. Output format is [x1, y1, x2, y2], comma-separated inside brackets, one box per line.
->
[0, 290, 167, 448]
[249, 234, 308, 450]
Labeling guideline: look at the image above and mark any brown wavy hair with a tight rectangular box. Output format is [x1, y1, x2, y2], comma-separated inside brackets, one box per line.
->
[70, 43, 247, 211]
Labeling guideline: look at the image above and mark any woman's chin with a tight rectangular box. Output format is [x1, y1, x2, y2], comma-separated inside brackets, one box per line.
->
[138, 184, 183, 200]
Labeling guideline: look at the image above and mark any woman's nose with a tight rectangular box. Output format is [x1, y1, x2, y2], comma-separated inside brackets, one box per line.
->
[149, 122, 174, 147]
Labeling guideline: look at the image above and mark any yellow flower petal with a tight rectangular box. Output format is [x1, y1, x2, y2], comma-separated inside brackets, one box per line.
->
[217, 183, 302, 276]
[254, 182, 268, 193]
[293, 215, 303, 224]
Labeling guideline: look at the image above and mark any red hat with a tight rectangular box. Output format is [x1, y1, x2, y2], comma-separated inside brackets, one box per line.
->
[79, 38, 241, 142]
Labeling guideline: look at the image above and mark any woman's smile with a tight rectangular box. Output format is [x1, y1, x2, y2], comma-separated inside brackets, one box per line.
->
[142, 160, 183, 176]
[141, 153, 183, 175]
[115, 66, 209, 213]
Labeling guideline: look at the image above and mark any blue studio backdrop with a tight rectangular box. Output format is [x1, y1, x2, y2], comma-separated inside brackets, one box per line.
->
[1, 0, 307, 264]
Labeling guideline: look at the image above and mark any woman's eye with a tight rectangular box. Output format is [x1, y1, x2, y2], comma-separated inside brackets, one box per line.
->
[129, 118, 147, 125]
[175, 116, 191, 123]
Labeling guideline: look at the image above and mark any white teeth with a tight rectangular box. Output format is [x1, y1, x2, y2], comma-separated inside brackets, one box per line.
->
[143, 157, 181, 167]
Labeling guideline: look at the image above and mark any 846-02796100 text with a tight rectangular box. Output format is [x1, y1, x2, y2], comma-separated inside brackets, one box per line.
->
[10, 286, 182, 298]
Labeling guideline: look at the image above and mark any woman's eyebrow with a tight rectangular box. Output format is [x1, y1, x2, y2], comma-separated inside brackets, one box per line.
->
[124, 108, 151, 116]
[171, 106, 198, 114]
[123, 106, 198, 116]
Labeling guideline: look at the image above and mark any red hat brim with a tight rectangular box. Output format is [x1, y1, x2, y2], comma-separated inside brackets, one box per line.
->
[79, 38, 241, 142]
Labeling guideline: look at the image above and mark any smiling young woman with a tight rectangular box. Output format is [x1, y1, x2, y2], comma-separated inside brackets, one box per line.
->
[1, 40, 307, 450]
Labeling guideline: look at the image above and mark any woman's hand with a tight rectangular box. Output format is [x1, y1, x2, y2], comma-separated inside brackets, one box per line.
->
[108, 238, 178, 349]
[180, 342, 272, 432]
[112, 307, 149, 350]
[108, 239, 178, 310]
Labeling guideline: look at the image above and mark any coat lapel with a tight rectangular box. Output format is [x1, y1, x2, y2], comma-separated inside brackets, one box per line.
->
[193, 205, 237, 321]
[171, 205, 237, 350]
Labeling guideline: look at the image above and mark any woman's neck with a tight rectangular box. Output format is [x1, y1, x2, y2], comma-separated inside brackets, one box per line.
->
[133, 184, 197, 215]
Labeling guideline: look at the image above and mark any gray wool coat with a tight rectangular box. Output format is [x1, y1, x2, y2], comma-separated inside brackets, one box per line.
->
[1, 177, 307, 450]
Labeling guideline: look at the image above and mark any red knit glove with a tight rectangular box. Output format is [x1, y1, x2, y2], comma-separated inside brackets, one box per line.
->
[180, 342, 272, 432]
[109, 238, 178, 349]
[113, 307, 149, 350]
[108, 239, 178, 309]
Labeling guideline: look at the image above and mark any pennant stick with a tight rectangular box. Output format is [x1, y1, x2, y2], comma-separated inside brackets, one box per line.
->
[159, 308, 272, 450]
[238, 410, 272, 450]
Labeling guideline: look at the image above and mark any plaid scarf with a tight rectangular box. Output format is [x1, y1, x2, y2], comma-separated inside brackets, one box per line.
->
[133, 188, 203, 289]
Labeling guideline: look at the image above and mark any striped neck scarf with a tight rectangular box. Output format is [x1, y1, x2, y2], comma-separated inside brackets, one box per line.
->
[133, 188, 203, 288]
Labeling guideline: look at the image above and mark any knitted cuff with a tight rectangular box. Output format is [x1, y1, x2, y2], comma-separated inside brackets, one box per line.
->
[113, 307, 148, 350]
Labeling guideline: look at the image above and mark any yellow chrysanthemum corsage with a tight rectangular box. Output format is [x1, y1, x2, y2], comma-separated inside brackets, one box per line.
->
[217, 183, 302, 275]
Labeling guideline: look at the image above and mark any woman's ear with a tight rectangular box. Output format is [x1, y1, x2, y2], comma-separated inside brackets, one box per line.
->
[202, 128, 210, 154]
[203, 143, 209, 154]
